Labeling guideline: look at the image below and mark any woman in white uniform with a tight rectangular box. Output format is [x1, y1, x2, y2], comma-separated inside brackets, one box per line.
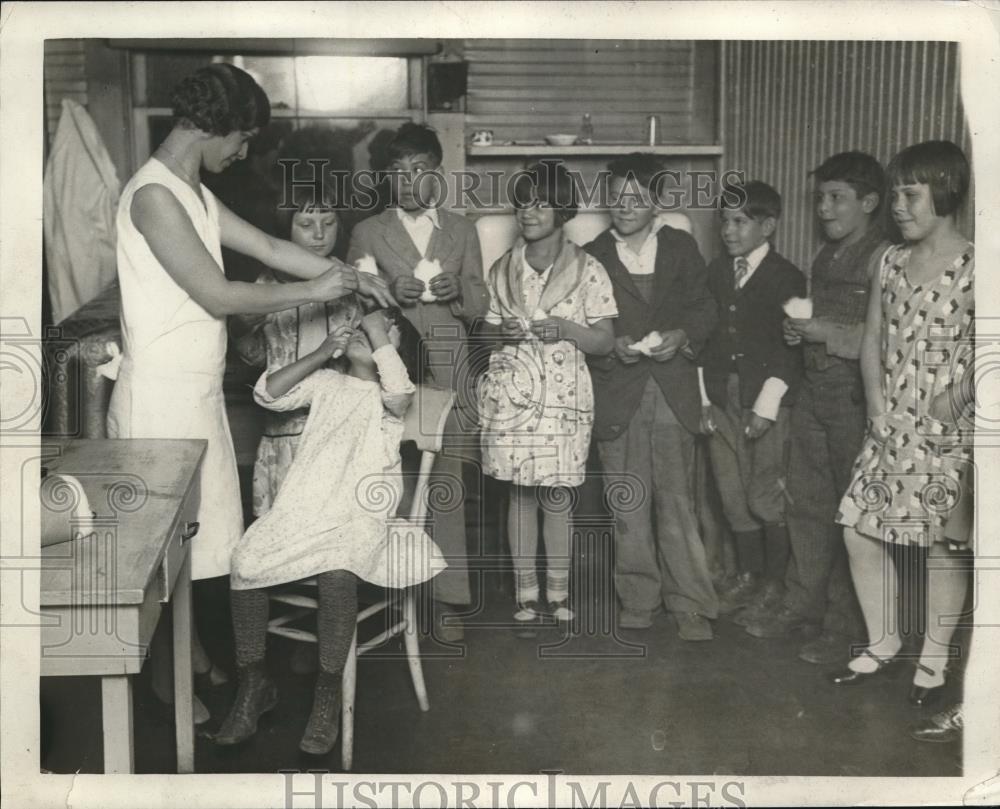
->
[108, 64, 393, 720]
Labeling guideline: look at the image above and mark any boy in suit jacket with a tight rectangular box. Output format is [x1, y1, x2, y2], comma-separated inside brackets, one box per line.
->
[586, 153, 720, 640]
[699, 181, 805, 621]
[347, 123, 490, 641]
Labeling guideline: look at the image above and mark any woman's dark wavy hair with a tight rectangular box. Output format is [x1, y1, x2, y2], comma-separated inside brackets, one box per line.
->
[171, 63, 271, 136]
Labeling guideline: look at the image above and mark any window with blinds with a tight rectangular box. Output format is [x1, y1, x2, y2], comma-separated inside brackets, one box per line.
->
[463, 39, 718, 145]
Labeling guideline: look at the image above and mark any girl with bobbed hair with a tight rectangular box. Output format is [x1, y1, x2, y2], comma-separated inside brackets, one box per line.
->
[479, 160, 617, 634]
[106, 63, 394, 723]
[829, 141, 974, 709]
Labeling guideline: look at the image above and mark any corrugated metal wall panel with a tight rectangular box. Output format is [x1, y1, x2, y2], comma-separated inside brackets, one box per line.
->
[464, 39, 707, 144]
[721, 40, 971, 271]
[44, 40, 89, 144]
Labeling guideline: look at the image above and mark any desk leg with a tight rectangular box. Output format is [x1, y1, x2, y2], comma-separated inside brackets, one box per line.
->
[172, 547, 195, 773]
[101, 675, 134, 773]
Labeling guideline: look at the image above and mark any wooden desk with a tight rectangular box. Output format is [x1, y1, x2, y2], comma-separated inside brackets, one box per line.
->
[40, 439, 205, 774]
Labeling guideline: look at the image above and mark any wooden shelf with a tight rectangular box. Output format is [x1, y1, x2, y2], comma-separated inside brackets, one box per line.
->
[467, 144, 723, 157]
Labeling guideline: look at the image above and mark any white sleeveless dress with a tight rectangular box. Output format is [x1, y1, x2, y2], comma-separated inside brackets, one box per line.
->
[107, 158, 243, 580]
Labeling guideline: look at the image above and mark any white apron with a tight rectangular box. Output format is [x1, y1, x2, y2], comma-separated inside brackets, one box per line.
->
[107, 158, 243, 580]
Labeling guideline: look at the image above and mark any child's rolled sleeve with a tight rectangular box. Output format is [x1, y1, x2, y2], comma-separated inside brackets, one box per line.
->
[373, 344, 416, 419]
[253, 369, 322, 412]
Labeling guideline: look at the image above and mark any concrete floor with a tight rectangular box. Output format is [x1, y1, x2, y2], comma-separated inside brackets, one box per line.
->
[40, 564, 964, 777]
[39, 457, 965, 776]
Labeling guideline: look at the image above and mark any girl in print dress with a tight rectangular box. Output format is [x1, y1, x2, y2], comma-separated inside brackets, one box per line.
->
[480, 161, 617, 633]
[216, 308, 445, 755]
[829, 141, 974, 708]
[235, 182, 359, 519]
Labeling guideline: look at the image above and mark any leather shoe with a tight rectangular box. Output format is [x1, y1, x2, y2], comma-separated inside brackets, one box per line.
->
[910, 704, 962, 743]
[299, 671, 342, 755]
[826, 649, 904, 685]
[213, 663, 278, 746]
[717, 572, 761, 615]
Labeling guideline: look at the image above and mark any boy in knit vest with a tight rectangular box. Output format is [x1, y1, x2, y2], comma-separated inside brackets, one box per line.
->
[743, 153, 890, 662]
[699, 180, 806, 622]
[586, 153, 720, 640]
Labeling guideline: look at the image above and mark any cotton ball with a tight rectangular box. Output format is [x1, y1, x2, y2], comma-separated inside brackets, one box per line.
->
[531, 307, 548, 321]
[783, 296, 813, 319]
[414, 259, 443, 302]
[355, 255, 379, 276]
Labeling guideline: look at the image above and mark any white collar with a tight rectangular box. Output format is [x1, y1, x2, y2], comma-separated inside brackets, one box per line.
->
[736, 241, 771, 272]
[610, 215, 669, 247]
[396, 206, 440, 229]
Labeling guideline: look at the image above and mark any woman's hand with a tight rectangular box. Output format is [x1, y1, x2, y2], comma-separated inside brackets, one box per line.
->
[392, 276, 425, 306]
[309, 265, 359, 302]
[318, 325, 352, 360]
[648, 329, 687, 362]
[429, 272, 460, 302]
[530, 316, 573, 344]
[357, 272, 396, 309]
[744, 411, 772, 440]
[614, 335, 642, 365]
[700, 405, 717, 435]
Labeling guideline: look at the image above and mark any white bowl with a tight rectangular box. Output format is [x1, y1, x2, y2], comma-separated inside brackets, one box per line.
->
[545, 134, 578, 146]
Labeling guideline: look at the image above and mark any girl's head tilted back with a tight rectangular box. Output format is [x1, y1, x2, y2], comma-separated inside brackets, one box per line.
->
[887, 140, 969, 218]
[343, 306, 426, 386]
[171, 64, 271, 136]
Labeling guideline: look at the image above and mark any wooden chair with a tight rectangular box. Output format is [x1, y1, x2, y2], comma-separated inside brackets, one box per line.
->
[265, 384, 455, 770]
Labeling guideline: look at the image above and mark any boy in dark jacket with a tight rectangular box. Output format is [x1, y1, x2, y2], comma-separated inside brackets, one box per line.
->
[586, 153, 719, 640]
[699, 180, 805, 621]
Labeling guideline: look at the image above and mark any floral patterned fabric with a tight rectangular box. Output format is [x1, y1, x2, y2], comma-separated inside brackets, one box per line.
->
[480, 244, 617, 487]
[837, 243, 974, 547]
[232, 271, 360, 517]
[231, 346, 447, 590]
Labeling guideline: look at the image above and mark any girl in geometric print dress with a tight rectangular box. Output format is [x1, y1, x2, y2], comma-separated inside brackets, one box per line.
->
[830, 141, 974, 707]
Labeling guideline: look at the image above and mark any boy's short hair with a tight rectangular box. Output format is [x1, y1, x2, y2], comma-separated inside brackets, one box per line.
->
[812, 151, 885, 204]
[512, 160, 578, 224]
[386, 123, 443, 166]
[887, 140, 970, 217]
[607, 152, 666, 197]
[721, 180, 782, 222]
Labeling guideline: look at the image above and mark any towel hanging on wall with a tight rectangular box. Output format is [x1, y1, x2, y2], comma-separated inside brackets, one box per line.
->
[43, 98, 121, 325]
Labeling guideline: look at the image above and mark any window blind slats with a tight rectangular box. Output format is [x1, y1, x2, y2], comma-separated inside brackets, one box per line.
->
[464, 39, 715, 145]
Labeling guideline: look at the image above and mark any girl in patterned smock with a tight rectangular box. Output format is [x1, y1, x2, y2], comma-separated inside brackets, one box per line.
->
[216, 308, 445, 755]
[480, 161, 617, 632]
[829, 141, 974, 709]
[235, 184, 359, 518]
